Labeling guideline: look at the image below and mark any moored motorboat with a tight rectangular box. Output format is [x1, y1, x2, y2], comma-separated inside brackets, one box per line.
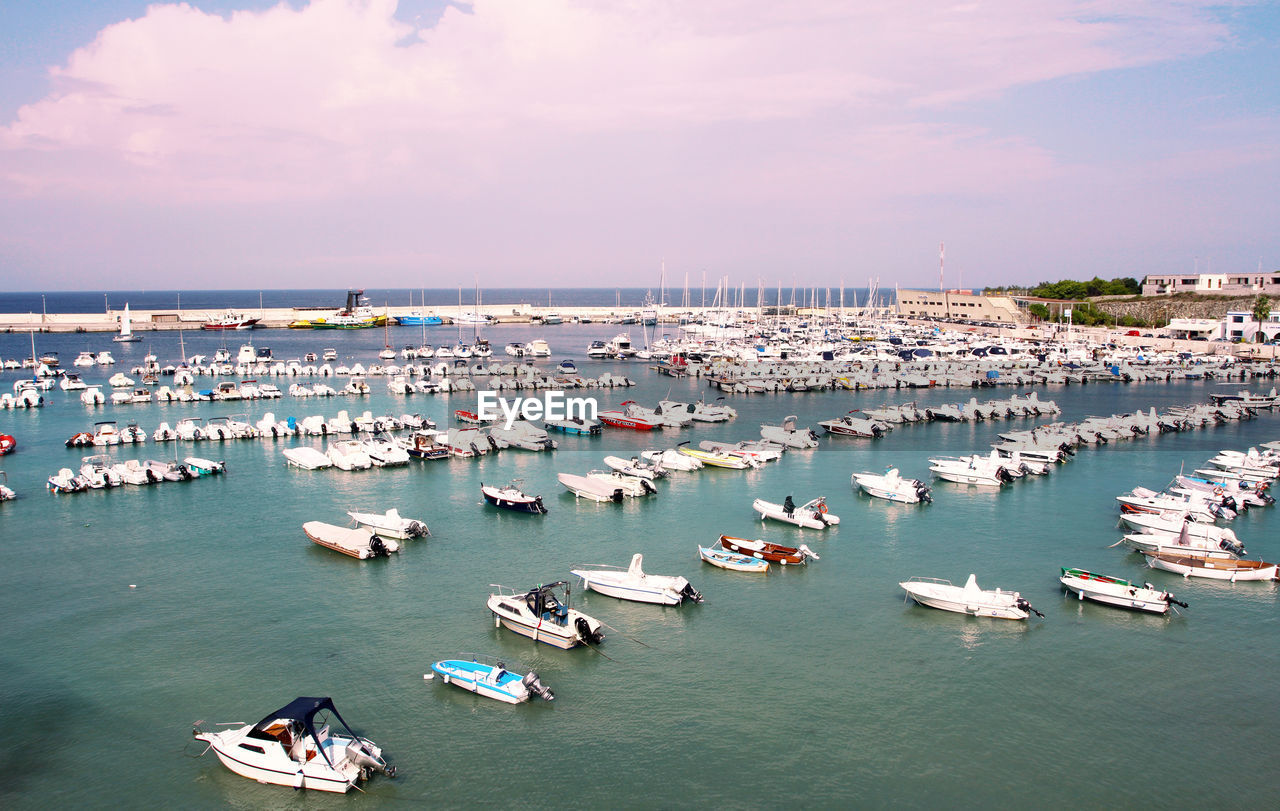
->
[303, 521, 398, 558]
[557, 472, 624, 502]
[852, 468, 932, 504]
[698, 544, 769, 572]
[347, 508, 429, 539]
[428, 655, 554, 704]
[717, 535, 818, 565]
[900, 574, 1042, 619]
[752, 496, 839, 529]
[486, 581, 605, 649]
[184, 456, 225, 476]
[544, 417, 602, 435]
[598, 401, 661, 431]
[283, 447, 333, 470]
[192, 696, 394, 793]
[1059, 568, 1187, 614]
[571, 554, 703, 605]
[677, 442, 755, 470]
[481, 481, 547, 514]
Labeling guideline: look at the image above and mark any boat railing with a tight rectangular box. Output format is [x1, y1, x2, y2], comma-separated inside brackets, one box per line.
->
[902, 576, 954, 587]
[570, 563, 630, 574]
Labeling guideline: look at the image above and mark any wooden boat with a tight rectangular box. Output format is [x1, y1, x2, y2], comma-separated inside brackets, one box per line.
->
[717, 535, 818, 565]
[1059, 567, 1187, 614]
[698, 545, 769, 572]
[1142, 551, 1279, 582]
[303, 521, 398, 559]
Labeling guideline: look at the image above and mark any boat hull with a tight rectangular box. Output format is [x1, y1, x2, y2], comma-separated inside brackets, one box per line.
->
[1143, 553, 1278, 581]
[1059, 572, 1172, 614]
[699, 546, 769, 572]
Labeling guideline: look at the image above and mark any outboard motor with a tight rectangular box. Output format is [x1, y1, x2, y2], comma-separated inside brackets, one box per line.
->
[406, 521, 427, 538]
[610, 489, 624, 503]
[574, 616, 604, 645]
[521, 670, 555, 701]
[369, 536, 389, 557]
[916, 483, 933, 503]
[346, 738, 395, 777]
[1014, 597, 1044, 618]
[678, 582, 705, 603]
[1220, 538, 1247, 557]
[641, 479, 657, 495]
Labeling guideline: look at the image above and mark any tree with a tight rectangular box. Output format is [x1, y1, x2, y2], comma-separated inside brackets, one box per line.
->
[1253, 294, 1272, 341]
[1027, 303, 1050, 321]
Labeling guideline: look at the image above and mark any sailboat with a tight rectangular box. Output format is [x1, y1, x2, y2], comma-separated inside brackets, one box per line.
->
[378, 305, 396, 359]
[113, 303, 142, 342]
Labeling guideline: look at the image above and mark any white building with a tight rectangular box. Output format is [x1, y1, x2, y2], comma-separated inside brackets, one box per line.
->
[1143, 272, 1280, 296]
[1222, 310, 1280, 343]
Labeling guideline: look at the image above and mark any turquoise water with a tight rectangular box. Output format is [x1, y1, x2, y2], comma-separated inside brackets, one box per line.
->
[1, 324, 1277, 807]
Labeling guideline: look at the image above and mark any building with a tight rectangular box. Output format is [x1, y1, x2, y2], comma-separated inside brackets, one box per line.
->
[1222, 310, 1280, 343]
[1164, 318, 1222, 340]
[1142, 272, 1280, 296]
[896, 290, 1024, 324]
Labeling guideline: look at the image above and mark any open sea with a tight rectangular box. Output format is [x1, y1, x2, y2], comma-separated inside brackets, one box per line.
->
[0, 309, 1277, 808]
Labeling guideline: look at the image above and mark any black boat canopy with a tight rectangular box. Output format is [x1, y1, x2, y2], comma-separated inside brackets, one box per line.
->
[250, 696, 357, 770]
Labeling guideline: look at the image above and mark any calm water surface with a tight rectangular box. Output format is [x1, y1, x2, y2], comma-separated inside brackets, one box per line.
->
[0, 323, 1277, 808]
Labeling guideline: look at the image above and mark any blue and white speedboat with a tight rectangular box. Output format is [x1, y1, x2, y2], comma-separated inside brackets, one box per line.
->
[428, 655, 554, 704]
[544, 417, 602, 435]
[557, 359, 578, 374]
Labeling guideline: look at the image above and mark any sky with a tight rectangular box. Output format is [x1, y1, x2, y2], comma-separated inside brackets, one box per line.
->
[1, 0, 1278, 292]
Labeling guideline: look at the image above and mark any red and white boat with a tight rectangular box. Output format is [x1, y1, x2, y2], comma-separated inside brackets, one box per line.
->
[454, 409, 496, 425]
[598, 402, 660, 431]
[0, 433, 15, 455]
[202, 310, 260, 330]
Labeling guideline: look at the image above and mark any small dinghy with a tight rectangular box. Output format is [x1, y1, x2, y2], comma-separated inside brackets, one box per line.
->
[698, 544, 769, 572]
[752, 496, 839, 529]
[571, 553, 703, 605]
[428, 655, 554, 704]
[900, 574, 1042, 620]
[1059, 567, 1187, 614]
[347, 508, 428, 539]
[717, 535, 818, 565]
[481, 480, 547, 514]
[303, 521, 399, 559]
[852, 468, 932, 504]
[192, 696, 394, 793]
[1141, 551, 1279, 582]
[486, 581, 605, 649]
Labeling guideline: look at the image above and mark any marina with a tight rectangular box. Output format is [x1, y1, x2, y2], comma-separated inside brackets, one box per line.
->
[1, 302, 1278, 806]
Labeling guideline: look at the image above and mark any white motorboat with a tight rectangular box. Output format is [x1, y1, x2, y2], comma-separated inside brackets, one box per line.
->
[752, 496, 839, 529]
[429, 655, 554, 704]
[571, 553, 703, 605]
[557, 472, 625, 502]
[928, 452, 1014, 486]
[586, 469, 656, 497]
[303, 521, 399, 558]
[819, 411, 888, 438]
[1120, 531, 1244, 559]
[359, 438, 411, 466]
[326, 440, 373, 471]
[347, 509, 429, 539]
[640, 448, 703, 471]
[1059, 568, 1186, 614]
[603, 455, 666, 481]
[1118, 512, 1243, 547]
[1116, 487, 1228, 522]
[47, 467, 90, 494]
[677, 444, 755, 470]
[852, 468, 932, 504]
[760, 416, 820, 449]
[690, 397, 736, 422]
[184, 456, 226, 476]
[486, 581, 606, 649]
[192, 696, 394, 793]
[488, 420, 557, 451]
[523, 339, 552, 357]
[900, 574, 1042, 620]
[284, 447, 333, 470]
[80, 455, 123, 489]
[0, 471, 14, 501]
[697, 440, 783, 464]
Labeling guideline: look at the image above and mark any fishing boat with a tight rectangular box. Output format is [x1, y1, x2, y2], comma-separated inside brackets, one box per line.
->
[486, 581, 605, 649]
[557, 472, 625, 502]
[192, 696, 394, 793]
[1059, 568, 1187, 614]
[1142, 551, 1279, 582]
[752, 496, 839, 529]
[283, 447, 333, 470]
[698, 544, 769, 572]
[303, 521, 398, 558]
[112, 303, 142, 342]
[481, 481, 547, 514]
[428, 655, 555, 704]
[202, 310, 260, 330]
[347, 509, 429, 539]
[717, 535, 818, 565]
[571, 554, 703, 605]
[900, 574, 1043, 620]
[852, 468, 932, 504]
